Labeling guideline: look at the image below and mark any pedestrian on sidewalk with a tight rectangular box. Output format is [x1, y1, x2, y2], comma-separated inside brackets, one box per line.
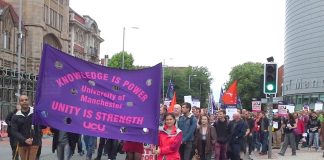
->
[10, 95, 44, 160]
[278, 113, 297, 156]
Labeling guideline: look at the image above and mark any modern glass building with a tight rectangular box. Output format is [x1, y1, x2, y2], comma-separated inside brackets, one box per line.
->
[284, 0, 324, 110]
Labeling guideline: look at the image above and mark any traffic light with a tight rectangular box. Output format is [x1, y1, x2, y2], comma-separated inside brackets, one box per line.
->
[263, 63, 278, 94]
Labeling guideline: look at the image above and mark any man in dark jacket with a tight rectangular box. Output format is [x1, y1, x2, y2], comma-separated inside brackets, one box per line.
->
[258, 111, 269, 155]
[213, 110, 230, 160]
[11, 95, 43, 160]
[5, 105, 20, 160]
[228, 112, 247, 160]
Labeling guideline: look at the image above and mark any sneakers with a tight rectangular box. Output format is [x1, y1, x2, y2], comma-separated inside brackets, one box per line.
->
[278, 153, 284, 156]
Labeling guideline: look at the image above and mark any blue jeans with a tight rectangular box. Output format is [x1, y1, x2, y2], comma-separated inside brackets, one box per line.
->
[260, 131, 268, 153]
[309, 132, 319, 150]
[252, 131, 261, 152]
[83, 135, 96, 159]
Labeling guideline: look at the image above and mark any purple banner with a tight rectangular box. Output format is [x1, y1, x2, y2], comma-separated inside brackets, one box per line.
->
[35, 44, 161, 144]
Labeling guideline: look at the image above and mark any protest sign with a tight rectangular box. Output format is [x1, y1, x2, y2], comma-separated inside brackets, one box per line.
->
[34, 44, 161, 144]
[252, 101, 261, 112]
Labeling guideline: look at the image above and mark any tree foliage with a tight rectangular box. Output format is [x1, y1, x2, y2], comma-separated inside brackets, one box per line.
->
[226, 62, 263, 110]
[164, 66, 212, 108]
[108, 51, 134, 69]
[108, 51, 213, 108]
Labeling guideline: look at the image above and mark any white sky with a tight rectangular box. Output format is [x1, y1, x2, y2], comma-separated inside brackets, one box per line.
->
[70, 0, 286, 101]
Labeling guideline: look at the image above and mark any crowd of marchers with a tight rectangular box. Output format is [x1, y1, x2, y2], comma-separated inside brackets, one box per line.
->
[4, 95, 324, 160]
[156, 103, 324, 160]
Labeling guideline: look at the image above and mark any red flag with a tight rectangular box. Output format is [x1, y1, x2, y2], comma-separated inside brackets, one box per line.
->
[222, 80, 238, 105]
[168, 92, 176, 113]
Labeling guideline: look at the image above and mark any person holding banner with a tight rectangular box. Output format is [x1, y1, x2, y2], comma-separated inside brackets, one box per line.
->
[154, 113, 182, 160]
[10, 95, 43, 160]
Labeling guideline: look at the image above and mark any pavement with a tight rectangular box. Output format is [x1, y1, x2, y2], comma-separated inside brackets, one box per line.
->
[0, 135, 126, 160]
[1, 135, 324, 160]
[249, 147, 324, 160]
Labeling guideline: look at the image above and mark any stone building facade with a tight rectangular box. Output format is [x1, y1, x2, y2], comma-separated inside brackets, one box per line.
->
[0, 0, 103, 118]
[69, 9, 103, 63]
[5, 0, 70, 74]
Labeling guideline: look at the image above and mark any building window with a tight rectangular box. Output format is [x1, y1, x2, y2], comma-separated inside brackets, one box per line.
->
[310, 94, 319, 104]
[50, 9, 54, 26]
[303, 95, 310, 105]
[44, 5, 48, 23]
[297, 95, 302, 105]
[59, 15, 63, 31]
[53, 10, 57, 28]
[3, 31, 10, 49]
[320, 94, 324, 102]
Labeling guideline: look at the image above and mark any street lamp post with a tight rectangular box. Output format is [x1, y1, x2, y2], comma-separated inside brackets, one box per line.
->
[199, 83, 207, 99]
[122, 27, 139, 69]
[188, 74, 197, 89]
[162, 58, 173, 102]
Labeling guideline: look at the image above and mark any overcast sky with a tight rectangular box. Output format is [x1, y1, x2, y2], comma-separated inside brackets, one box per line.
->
[70, 0, 286, 102]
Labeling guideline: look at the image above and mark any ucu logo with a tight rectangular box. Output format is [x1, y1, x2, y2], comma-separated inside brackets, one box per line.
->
[83, 121, 106, 132]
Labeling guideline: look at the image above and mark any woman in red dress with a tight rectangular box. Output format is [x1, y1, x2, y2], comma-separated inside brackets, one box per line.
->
[154, 113, 182, 160]
[122, 141, 144, 160]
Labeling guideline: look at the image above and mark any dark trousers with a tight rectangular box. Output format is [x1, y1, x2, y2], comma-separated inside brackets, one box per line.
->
[295, 134, 302, 149]
[179, 141, 193, 160]
[77, 136, 83, 153]
[247, 134, 253, 155]
[106, 139, 118, 159]
[215, 142, 227, 160]
[96, 138, 118, 160]
[229, 143, 241, 160]
[279, 132, 296, 155]
[9, 137, 18, 160]
[260, 131, 268, 153]
[252, 131, 261, 152]
[96, 138, 108, 160]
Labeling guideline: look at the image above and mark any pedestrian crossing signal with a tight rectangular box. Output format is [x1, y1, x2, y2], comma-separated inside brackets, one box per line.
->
[263, 63, 278, 94]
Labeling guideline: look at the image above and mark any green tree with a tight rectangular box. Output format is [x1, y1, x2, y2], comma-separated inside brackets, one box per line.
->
[164, 66, 212, 108]
[226, 62, 263, 110]
[108, 51, 134, 69]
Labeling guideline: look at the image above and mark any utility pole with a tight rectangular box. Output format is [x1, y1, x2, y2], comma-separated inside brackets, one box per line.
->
[16, 0, 22, 101]
[268, 94, 273, 159]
